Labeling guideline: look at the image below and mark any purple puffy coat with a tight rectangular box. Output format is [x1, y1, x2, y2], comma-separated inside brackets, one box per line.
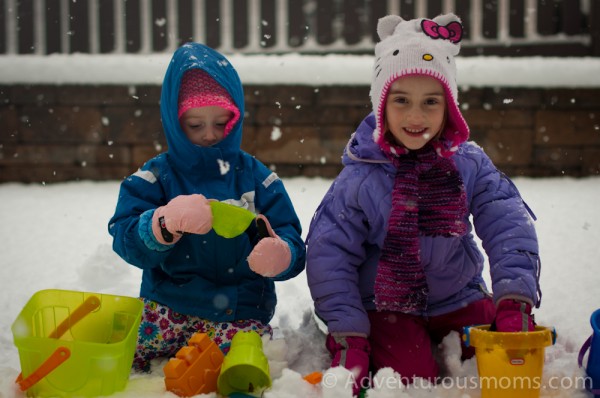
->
[306, 114, 541, 336]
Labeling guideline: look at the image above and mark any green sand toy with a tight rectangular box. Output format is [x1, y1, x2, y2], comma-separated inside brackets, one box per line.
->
[210, 201, 256, 239]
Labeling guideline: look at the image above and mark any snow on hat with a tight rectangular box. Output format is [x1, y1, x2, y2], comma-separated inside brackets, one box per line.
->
[178, 69, 240, 137]
[370, 13, 469, 158]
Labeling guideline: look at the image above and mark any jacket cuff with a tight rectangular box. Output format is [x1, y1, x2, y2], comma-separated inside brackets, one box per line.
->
[138, 209, 173, 252]
[495, 295, 534, 307]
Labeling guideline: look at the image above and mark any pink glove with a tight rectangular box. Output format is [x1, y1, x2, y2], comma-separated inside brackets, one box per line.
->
[247, 215, 291, 277]
[326, 334, 370, 396]
[151, 194, 213, 245]
[494, 299, 535, 332]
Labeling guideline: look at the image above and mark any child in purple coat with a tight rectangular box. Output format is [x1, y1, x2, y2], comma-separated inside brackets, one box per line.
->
[306, 13, 541, 393]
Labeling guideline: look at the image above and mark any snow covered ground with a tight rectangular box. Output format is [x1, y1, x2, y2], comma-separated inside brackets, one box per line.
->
[1, 48, 600, 396]
[0, 175, 599, 397]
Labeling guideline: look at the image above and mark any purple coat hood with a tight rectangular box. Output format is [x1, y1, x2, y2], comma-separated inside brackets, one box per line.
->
[306, 114, 540, 336]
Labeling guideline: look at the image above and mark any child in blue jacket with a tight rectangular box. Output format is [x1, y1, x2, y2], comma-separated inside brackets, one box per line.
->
[108, 43, 306, 371]
[306, 14, 541, 393]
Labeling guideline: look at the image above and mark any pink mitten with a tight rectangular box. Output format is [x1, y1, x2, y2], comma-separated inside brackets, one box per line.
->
[494, 299, 535, 332]
[247, 215, 291, 277]
[326, 334, 371, 396]
[151, 194, 213, 245]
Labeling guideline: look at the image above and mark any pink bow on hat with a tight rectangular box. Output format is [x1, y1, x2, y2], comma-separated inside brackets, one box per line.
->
[421, 19, 463, 43]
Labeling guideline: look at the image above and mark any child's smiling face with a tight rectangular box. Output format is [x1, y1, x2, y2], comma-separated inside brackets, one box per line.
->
[384, 75, 447, 151]
[179, 106, 233, 147]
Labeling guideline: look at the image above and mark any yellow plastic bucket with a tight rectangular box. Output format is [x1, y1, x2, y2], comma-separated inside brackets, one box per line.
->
[464, 325, 556, 398]
[11, 289, 143, 397]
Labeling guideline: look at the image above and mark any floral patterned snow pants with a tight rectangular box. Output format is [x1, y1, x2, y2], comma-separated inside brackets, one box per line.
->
[133, 298, 272, 372]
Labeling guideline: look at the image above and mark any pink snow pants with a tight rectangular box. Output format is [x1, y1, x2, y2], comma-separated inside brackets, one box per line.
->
[368, 298, 495, 382]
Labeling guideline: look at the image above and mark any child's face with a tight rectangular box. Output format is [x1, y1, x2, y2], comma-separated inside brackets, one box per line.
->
[179, 106, 232, 146]
[384, 75, 446, 151]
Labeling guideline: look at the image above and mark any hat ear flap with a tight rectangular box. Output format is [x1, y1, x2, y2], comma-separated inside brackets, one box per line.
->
[377, 15, 404, 40]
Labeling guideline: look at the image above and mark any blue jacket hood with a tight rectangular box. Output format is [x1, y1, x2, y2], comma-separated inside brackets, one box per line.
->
[161, 43, 245, 174]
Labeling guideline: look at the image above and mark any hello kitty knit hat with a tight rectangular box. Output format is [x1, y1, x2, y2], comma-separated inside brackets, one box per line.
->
[178, 68, 241, 137]
[370, 13, 469, 158]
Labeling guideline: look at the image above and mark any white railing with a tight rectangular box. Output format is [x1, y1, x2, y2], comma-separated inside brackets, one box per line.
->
[1, 0, 594, 56]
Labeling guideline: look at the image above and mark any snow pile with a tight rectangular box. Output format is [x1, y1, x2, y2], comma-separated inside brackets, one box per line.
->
[1, 176, 599, 396]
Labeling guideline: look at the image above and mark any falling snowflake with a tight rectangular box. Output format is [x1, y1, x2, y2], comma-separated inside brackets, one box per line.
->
[271, 126, 282, 141]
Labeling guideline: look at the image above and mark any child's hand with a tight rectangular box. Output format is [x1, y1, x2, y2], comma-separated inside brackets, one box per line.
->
[493, 299, 535, 332]
[151, 194, 213, 244]
[326, 334, 370, 396]
[247, 215, 291, 277]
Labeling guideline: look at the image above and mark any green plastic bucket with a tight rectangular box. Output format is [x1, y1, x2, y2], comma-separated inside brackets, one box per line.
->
[217, 331, 271, 396]
[12, 289, 143, 397]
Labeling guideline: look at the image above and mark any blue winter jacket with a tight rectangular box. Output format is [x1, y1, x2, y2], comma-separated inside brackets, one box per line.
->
[306, 114, 540, 336]
[108, 43, 305, 324]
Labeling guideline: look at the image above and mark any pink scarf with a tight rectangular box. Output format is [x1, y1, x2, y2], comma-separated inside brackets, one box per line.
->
[374, 145, 468, 313]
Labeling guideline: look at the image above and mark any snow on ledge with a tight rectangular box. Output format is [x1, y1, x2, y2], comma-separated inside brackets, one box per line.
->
[1, 53, 599, 88]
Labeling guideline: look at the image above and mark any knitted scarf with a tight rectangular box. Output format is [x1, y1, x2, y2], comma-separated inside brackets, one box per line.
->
[374, 144, 468, 313]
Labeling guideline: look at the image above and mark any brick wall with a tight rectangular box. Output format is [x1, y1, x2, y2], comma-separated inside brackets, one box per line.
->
[1, 84, 599, 183]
